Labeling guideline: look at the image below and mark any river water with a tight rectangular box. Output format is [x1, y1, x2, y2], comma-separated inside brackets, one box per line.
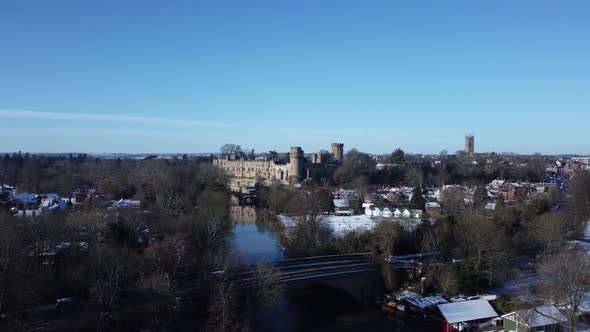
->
[229, 206, 435, 332]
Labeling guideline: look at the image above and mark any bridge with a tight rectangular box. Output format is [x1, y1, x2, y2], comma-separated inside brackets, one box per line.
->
[230, 253, 379, 286]
[176, 252, 433, 302]
[208, 252, 434, 286]
[229, 253, 433, 283]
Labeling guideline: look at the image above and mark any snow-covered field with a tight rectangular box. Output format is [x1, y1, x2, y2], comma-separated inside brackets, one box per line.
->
[278, 214, 421, 237]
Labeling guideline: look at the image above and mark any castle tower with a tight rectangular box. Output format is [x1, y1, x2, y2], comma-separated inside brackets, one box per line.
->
[289, 147, 304, 181]
[331, 143, 344, 163]
[465, 134, 475, 155]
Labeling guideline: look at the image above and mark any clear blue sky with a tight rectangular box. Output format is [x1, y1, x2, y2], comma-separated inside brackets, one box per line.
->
[1, 0, 589, 155]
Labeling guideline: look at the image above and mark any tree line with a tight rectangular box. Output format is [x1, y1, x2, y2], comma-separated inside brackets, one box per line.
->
[0, 154, 282, 331]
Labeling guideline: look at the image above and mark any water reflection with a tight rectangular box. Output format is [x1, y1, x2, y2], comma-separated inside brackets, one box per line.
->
[229, 206, 428, 332]
[257, 283, 436, 332]
[230, 206, 285, 264]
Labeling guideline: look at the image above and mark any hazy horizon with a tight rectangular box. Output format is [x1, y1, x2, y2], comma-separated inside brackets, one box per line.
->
[0, 147, 586, 157]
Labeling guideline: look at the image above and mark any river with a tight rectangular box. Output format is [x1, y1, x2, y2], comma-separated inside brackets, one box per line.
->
[229, 206, 437, 332]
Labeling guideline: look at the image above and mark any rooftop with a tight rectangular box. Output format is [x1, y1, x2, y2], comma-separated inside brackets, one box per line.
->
[438, 299, 498, 324]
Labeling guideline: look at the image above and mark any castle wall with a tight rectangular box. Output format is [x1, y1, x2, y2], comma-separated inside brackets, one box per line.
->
[214, 144, 334, 191]
[213, 158, 293, 190]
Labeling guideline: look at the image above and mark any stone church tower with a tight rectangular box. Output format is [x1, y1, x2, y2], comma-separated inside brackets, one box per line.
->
[465, 134, 475, 155]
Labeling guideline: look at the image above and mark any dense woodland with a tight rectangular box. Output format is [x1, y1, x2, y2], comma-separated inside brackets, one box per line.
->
[0, 154, 282, 331]
[1, 151, 590, 331]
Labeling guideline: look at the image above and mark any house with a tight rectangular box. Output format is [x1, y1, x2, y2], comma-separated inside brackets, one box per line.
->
[38, 193, 59, 201]
[484, 203, 497, 211]
[41, 197, 68, 212]
[109, 199, 141, 210]
[14, 209, 42, 218]
[392, 292, 448, 316]
[425, 202, 442, 218]
[37, 241, 89, 266]
[372, 207, 383, 217]
[364, 192, 381, 204]
[1, 185, 15, 200]
[502, 305, 566, 332]
[402, 209, 411, 219]
[382, 207, 393, 218]
[411, 209, 423, 219]
[490, 179, 507, 190]
[437, 299, 499, 332]
[14, 193, 39, 204]
[70, 188, 96, 204]
[394, 208, 402, 218]
[333, 199, 352, 216]
[386, 192, 402, 203]
[364, 206, 373, 216]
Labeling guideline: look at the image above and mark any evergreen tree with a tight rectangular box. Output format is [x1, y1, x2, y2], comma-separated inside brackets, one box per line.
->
[473, 184, 488, 208]
[410, 182, 426, 209]
[390, 148, 406, 165]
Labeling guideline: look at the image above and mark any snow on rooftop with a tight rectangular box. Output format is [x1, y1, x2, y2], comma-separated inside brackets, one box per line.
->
[398, 293, 448, 309]
[438, 299, 498, 324]
[515, 306, 566, 328]
[485, 203, 497, 210]
[333, 199, 349, 208]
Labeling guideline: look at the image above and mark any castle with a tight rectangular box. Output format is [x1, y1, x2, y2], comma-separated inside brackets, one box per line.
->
[213, 143, 344, 191]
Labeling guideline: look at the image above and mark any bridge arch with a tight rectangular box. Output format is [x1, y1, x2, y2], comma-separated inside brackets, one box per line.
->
[285, 269, 385, 305]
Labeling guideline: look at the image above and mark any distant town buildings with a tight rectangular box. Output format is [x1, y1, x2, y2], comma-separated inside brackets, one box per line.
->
[2, 185, 142, 219]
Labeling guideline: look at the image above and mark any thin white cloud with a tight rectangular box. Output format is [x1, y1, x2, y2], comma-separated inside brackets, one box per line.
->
[0, 109, 232, 127]
[0, 127, 230, 139]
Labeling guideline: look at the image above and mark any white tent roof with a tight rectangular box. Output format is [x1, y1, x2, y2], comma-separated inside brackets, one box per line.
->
[438, 299, 498, 324]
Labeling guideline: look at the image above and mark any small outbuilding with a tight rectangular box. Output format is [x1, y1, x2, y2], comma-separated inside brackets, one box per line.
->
[437, 299, 498, 332]
[425, 202, 442, 218]
[333, 199, 352, 216]
[502, 305, 566, 332]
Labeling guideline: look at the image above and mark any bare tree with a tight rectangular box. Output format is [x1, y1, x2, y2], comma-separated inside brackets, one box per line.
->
[537, 249, 590, 332]
[283, 216, 333, 257]
[372, 220, 400, 258]
[283, 182, 334, 257]
[88, 244, 140, 328]
[0, 214, 26, 315]
[438, 267, 459, 296]
[220, 144, 242, 157]
[141, 234, 186, 295]
[286, 181, 333, 222]
[253, 263, 284, 307]
[207, 281, 239, 332]
[456, 210, 509, 286]
[530, 213, 566, 254]
[421, 223, 449, 254]
[441, 187, 465, 218]
[206, 263, 283, 332]
[570, 173, 590, 231]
